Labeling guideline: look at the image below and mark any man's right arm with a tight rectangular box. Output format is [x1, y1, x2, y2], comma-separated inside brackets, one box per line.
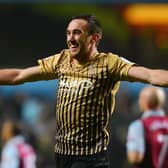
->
[0, 66, 44, 85]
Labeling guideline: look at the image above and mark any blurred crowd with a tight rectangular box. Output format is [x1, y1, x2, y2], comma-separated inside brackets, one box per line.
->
[0, 91, 56, 168]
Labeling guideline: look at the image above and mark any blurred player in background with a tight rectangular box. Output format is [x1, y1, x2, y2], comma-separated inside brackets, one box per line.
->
[126, 86, 168, 168]
[1, 14, 168, 167]
[0, 120, 36, 168]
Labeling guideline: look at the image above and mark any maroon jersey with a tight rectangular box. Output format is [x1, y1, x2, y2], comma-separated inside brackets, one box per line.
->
[16, 143, 36, 168]
[139, 116, 168, 168]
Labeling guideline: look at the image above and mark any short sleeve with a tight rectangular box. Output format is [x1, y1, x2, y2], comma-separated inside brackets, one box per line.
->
[1, 144, 19, 168]
[126, 120, 145, 154]
[108, 53, 135, 81]
[37, 53, 62, 80]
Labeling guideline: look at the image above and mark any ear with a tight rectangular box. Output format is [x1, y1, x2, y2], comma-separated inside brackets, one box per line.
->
[91, 33, 101, 44]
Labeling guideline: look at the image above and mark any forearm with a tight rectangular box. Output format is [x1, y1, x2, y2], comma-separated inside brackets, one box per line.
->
[149, 69, 168, 87]
[0, 69, 22, 85]
[0, 66, 45, 85]
[128, 66, 168, 87]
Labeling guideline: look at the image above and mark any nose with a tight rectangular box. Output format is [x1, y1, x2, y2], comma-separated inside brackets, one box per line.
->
[67, 32, 75, 42]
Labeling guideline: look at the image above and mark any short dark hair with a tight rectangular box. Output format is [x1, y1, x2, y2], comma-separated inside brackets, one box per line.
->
[70, 14, 102, 38]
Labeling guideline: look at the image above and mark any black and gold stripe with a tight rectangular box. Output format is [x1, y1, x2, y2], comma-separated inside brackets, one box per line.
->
[38, 50, 134, 156]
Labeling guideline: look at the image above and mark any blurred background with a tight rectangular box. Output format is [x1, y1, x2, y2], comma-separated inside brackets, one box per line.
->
[0, 1, 168, 168]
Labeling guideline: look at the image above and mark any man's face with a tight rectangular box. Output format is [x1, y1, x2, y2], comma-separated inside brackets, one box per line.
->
[66, 19, 93, 58]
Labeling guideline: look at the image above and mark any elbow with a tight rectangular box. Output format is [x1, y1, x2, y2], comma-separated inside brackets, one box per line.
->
[11, 80, 23, 85]
[128, 157, 141, 165]
[149, 78, 165, 87]
[7, 74, 25, 85]
[0, 69, 25, 85]
[4, 80, 23, 85]
[11, 76, 25, 85]
[127, 151, 144, 165]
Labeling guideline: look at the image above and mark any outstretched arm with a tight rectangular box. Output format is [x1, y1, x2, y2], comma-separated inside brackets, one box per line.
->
[128, 66, 168, 87]
[0, 66, 44, 85]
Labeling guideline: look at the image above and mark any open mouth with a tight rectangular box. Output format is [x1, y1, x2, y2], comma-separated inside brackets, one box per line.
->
[70, 45, 78, 49]
[68, 41, 79, 49]
[69, 43, 79, 52]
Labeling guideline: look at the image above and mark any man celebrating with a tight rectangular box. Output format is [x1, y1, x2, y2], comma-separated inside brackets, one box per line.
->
[1, 14, 168, 167]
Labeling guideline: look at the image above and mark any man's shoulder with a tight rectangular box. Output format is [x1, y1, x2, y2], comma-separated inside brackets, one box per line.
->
[42, 49, 69, 64]
[2, 141, 18, 156]
[97, 52, 120, 65]
[102, 52, 119, 58]
[129, 119, 143, 130]
[102, 52, 131, 64]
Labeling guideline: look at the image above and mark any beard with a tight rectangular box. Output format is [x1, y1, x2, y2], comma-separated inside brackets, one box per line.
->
[69, 47, 80, 58]
[67, 40, 87, 59]
[68, 40, 79, 57]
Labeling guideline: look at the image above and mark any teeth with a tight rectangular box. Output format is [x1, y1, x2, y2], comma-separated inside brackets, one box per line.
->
[68, 42, 78, 49]
[70, 45, 78, 48]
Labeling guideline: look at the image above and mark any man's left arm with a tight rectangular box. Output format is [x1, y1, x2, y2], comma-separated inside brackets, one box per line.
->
[126, 120, 145, 165]
[128, 66, 168, 87]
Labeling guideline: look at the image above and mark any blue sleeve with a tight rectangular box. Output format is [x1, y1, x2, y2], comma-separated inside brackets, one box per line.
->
[126, 120, 145, 154]
[1, 144, 19, 168]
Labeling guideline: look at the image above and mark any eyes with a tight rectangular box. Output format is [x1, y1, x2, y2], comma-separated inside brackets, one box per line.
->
[66, 29, 82, 37]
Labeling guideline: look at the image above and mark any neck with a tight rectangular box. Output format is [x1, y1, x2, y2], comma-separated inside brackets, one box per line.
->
[71, 48, 98, 64]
